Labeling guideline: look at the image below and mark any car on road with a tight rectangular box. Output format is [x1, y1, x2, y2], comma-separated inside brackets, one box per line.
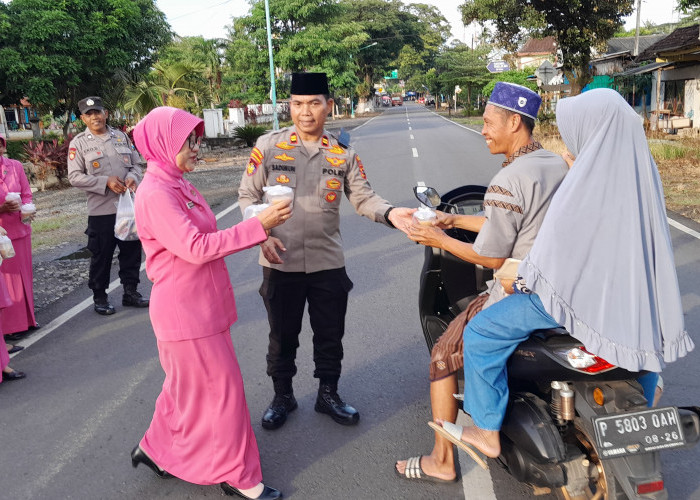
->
[391, 95, 402, 106]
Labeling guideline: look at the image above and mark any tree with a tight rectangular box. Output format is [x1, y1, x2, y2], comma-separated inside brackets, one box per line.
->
[435, 43, 491, 111]
[0, 0, 170, 136]
[460, 0, 635, 94]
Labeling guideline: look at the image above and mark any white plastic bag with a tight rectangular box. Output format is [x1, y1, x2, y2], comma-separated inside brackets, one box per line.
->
[244, 203, 270, 220]
[114, 192, 139, 241]
[0, 234, 16, 259]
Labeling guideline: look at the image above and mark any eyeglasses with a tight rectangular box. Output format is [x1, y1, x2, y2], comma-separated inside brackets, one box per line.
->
[188, 133, 202, 150]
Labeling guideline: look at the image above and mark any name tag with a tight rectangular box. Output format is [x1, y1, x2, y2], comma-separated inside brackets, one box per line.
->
[186, 201, 194, 209]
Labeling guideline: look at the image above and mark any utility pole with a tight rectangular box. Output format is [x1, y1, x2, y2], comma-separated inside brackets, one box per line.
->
[633, 0, 642, 57]
[264, 0, 278, 130]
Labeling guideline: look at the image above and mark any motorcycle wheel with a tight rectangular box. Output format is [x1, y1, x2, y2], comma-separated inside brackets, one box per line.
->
[554, 418, 624, 500]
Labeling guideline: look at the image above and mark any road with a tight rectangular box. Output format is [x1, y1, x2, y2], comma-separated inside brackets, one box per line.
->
[2, 103, 699, 499]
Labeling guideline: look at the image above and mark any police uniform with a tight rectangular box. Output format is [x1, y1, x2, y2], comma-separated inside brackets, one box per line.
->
[239, 126, 393, 398]
[67, 101, 145, 307]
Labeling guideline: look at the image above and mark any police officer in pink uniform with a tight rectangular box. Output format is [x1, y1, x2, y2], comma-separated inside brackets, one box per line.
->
[0, 133, 38, 339]
[131, 107, 289, 499]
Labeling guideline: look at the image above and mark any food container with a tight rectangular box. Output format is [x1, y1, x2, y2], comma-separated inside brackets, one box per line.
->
[0, 234, 16, 259]
[244, 203, 270, 220]
[412, 206, 437, 226]
[20, 203, 36, 223]
[264, 185, 294, 210]
[5, 192, 21, 204]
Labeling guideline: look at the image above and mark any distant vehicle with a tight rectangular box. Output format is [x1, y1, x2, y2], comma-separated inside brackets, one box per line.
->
[417, 97, 425, 104]
[381, 95, 391, 107]
[391, 94, 403, 106]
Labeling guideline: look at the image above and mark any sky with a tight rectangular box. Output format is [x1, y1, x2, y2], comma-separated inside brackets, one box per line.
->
[159, 0, 685, 42]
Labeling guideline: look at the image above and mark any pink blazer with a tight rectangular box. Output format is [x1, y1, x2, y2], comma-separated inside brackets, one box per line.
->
[134, 167, 267, 342]
[0, 157, 32, 240]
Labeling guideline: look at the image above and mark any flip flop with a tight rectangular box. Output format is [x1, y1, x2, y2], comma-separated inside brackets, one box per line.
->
[394, 455, 457, 483]
[428, 421, 489, 470]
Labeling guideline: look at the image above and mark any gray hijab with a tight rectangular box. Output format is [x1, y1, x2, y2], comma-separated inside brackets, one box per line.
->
[520, 89, 694, 372]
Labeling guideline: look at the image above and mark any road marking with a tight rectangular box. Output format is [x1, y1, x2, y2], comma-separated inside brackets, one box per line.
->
[11, 202, 241, 357]
[668, 217, 700, 240]
[409, 126, 412, 130]
[410, 134, 414, 140]
[412, 148, 418, 157]
[457, 413, 497, 499]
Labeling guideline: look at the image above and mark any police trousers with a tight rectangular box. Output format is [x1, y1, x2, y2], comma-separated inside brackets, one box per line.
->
[260, 267, 354, 383]
[86, 214, 142, 295]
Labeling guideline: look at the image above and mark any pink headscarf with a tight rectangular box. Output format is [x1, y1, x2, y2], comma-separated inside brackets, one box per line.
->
[132, 107, 204, 178]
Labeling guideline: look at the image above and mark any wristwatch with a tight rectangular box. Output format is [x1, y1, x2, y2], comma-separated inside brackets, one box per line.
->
[384, 207, 395, 228]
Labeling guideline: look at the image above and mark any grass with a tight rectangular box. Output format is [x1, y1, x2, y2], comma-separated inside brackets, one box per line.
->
[31, 214, 77, 252]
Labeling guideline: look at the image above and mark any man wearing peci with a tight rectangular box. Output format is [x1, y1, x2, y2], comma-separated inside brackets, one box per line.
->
[239, 72, 414, 430]
[68, 96, 149, 315]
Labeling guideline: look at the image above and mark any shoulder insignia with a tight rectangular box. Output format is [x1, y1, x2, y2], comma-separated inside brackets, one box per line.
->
[246, 162, 258, 176]
[276, 174, 291, 184]
[356, 155, 367, 180]
[69, 148, 76, 160]
[326, 178, 341, 190]
[274, 153, 295, 162]
[249, 147, 264, 165]
[275, 141, 295, 150]
[327, 145, 345, 155]
[321, 135, 330, 147]
[325, 192, 338, 203]
[325, 157, 346, 167]
[289, 133, 299, 144]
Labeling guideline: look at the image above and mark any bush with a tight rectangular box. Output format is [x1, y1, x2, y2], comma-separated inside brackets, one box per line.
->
[22, 139, 71, 190]
[233, 125, 267, 147]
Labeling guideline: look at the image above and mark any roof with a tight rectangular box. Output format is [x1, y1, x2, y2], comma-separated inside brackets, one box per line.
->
[517, 37, 557, 55]
[617, 61, 672, 76]
[645, 24, 700, 54]
[605, 35, 666, 55]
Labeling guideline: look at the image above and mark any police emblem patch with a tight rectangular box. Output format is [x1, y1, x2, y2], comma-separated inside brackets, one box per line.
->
[69, 148, 76, 160]
[276, 174, 291, 184]
[326, 178, 341, 190]
[246, 162, 257, 176]
[356, 155, 367, 180]
[325, 157, 346, 167]
[275, 141, 295, 150]
[274, 153, 295, 162]
[518, 97, 527, 107]
[86, 99, 95, 106]
[92, 161, 100, 169]
[325, 192, 338, 203]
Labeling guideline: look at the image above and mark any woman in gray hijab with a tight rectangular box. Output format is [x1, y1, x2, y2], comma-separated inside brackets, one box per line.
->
[430, 88, 695, 460]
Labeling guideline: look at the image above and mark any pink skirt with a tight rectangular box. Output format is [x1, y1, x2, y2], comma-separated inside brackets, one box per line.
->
[140, 330, 262, 488]
[1, 235, 36, 334]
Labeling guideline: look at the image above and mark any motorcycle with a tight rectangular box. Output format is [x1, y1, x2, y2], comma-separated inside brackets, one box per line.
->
[414, 184, 700, 500]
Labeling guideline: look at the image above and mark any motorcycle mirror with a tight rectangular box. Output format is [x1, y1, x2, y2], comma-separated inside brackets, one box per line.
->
[414, 186, 441, 208]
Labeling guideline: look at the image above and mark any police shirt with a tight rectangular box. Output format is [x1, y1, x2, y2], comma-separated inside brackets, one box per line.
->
[67, 126, 142, 216]
[238, 126, 393, 273]
[473, 149, 568, 307]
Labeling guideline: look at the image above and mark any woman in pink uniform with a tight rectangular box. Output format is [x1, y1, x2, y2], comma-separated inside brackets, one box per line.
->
[0, 225, 27, 383]
[0, 134, 38, 339]
[130, 107, 290, 499]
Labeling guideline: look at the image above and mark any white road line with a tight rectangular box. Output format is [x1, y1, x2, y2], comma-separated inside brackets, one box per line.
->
[409, 126, 412, 131]
[412, 147, 419, 157]
[410, 134, 414, 140]
[10, 201, 242, 357]
[457, 413, 497, 499]
[668, 217, 700, 240]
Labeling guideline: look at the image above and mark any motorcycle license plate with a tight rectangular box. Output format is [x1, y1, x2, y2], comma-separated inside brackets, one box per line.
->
[593, 407, 685, 458]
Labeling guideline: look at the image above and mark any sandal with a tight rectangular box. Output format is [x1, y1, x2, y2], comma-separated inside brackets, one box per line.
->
[394, 455, 457, 483]
[428, 421, 489, 470]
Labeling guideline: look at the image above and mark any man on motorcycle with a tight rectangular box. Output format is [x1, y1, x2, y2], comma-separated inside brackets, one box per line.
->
[396, 82, 568, 482]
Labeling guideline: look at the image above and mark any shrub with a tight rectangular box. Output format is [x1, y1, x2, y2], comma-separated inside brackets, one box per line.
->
[22, 138, 71, 190]
[233, 125, 267, 147]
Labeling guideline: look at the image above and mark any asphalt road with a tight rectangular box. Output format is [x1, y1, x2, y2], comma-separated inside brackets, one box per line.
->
[2, 103, 700, 500]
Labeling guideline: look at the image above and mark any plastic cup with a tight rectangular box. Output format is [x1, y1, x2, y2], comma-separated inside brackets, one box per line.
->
[413, 207, 437, 226]
[265, 186, 294, 210]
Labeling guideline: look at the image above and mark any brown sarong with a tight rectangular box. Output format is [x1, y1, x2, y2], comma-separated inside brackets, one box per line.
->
[429, 293, 489, 381]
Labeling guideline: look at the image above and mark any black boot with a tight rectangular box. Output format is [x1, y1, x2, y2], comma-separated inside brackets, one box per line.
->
[261, 393, 297, 430]
[315, 384, 359, 425]
[94, 291, 115, 316]
[123, 285, 149, 308]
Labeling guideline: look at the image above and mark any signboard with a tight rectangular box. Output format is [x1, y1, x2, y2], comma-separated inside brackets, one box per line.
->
[487, 60, 510, 73]
[535, 60, 555, 85]
[384, 69, 398, 79]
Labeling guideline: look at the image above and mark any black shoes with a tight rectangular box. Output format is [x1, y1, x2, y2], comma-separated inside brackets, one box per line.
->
[122, 289, 149, 308]
[94, 298, 116, 315]
[315, 384, 360, 426]
[2, 369, 26, 381]
[130, 446, 172, 478]
[221, 483, 282, 499]
[7, 345, 24, 354]
[261, 393, 297, 430]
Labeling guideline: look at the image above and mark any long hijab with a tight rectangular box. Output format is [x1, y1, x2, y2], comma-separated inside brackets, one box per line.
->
[132, 107, 204, 178]
[520, 89, 693, 372]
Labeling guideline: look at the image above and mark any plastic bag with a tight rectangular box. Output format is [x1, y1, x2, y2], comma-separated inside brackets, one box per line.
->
[0, 234, 16, 259]
[21, 203, 36, 224]
[114, 192, 139, 241]
[244, 203, 270, 220]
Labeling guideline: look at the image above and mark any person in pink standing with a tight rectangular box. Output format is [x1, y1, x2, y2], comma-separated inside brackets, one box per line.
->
[0, 134, 38, 344]
[0, 225, 27, 383]
[130, 107, 289, 499]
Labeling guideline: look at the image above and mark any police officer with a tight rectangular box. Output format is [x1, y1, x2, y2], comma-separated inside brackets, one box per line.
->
[239, 73, 414, 430]
[68, 96, 149, 315]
